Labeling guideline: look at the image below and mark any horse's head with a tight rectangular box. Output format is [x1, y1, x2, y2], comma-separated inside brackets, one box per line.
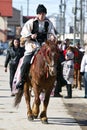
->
[66, 46, 84, 69]
[43, 40, 59, 76]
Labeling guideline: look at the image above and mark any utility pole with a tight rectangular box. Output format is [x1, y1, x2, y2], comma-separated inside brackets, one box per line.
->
[20, 6, 23, 27]
[80, 0, 85, 47]
[59, 0, 66, 40]
[86, 0, 87, 12]
[73, 0, 85, 46]
[73, 0, 77, 46]
[27, 0, 29, 16]
[80, 0, 83, 46]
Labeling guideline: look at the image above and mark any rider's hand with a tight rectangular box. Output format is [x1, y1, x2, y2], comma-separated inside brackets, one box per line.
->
[4, 67, 7, 72]
[31, 34, 37, 39]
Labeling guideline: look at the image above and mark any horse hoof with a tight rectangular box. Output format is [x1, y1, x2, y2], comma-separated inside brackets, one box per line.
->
[33, 115, 38, 119]
[28, 115, 34, 121]
[41, 119, 48, 124]
[41, 117, 48, 124]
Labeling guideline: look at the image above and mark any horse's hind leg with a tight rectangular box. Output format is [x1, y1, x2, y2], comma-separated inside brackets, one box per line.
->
[72, 70, 76, 88]
[77, 70, 82, 90]
[24, 82, 34, 121]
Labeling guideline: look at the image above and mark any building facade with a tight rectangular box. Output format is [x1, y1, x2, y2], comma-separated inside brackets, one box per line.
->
[0, 0, 12, 42]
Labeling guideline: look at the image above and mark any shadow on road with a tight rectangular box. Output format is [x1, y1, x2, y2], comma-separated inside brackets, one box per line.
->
[48, 117, 78, 125]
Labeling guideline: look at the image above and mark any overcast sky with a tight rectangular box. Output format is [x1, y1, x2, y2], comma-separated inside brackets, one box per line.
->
[12, 0, 87, 33]
[12, 0, 75, 32]
[12, 0, 74, 17]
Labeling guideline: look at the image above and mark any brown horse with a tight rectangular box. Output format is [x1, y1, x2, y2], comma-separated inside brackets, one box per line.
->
[14, 40, 60, 124]
[66, 46, 84, 89]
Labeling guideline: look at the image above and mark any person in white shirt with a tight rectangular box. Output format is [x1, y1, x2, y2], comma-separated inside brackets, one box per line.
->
[80, 43, 87, 98]
[16, 4, 57, 89]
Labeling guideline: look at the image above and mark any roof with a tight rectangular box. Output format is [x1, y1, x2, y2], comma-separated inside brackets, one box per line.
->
[0, 0, 12, 17]
[23, 16, 36, 23]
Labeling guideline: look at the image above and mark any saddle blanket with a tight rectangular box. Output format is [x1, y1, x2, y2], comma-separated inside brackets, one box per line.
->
[12, 57, 24, 94]
[12, 54, 36, 94]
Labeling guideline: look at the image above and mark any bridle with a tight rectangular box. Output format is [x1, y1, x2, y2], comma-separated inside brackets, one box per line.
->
[40, 45, 57, 76]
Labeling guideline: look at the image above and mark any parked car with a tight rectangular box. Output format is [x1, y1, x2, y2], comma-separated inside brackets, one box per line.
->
[0, 42, 8, 55]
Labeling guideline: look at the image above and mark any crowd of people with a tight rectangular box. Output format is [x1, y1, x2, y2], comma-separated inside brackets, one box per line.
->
[4, 4, 87, 99]
[54, 38, 87, 99]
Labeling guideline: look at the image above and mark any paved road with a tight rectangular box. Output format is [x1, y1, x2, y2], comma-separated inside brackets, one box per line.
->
[0, 55, 86, 130]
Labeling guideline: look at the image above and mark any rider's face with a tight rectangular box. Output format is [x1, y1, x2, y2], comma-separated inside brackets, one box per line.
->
[37, 13, 46, 21]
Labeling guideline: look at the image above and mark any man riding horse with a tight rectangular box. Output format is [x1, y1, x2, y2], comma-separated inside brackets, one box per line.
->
[16, 4, 57, 90]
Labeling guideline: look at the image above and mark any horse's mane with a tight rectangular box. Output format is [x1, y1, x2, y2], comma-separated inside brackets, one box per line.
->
[30, 40, 59, 80]
[33, 40, 58, 63]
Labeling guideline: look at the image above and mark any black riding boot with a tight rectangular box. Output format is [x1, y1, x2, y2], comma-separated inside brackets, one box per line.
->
[16, 55, 33, 90]
[65, 84, 72, 98]
[16, 63, 30, 90]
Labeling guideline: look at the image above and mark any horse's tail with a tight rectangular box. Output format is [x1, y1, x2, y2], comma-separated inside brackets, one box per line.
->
[14, 89, 23, 107]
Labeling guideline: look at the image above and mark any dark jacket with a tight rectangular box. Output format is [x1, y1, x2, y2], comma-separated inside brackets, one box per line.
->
[4, 46, 25, 68]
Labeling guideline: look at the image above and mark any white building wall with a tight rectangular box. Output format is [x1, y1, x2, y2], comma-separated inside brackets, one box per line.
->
[0, 17, 7, 30]
[0, 17, 7, 42]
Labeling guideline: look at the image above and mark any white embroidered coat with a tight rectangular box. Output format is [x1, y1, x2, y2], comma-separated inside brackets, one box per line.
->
[21, 17, 56, 56]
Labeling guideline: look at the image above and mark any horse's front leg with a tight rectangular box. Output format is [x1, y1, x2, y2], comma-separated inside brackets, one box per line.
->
[40, 88, 52, 124]
[24, 82, 33, 121]
[32, 85, 41, 119]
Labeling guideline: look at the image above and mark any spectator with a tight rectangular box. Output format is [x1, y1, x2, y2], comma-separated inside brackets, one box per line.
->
[76, 42, 81, 50]
[62, 38, 70, 50]
[54, 60, 67, 97]
[62, 49, 74, 98]
[80, 43, 87, 98]
[54, 41, 66, 97]
[4, 37, 25, 96]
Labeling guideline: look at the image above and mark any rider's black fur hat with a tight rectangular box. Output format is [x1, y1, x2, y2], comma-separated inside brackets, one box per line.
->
[36, 4, 47, 14]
